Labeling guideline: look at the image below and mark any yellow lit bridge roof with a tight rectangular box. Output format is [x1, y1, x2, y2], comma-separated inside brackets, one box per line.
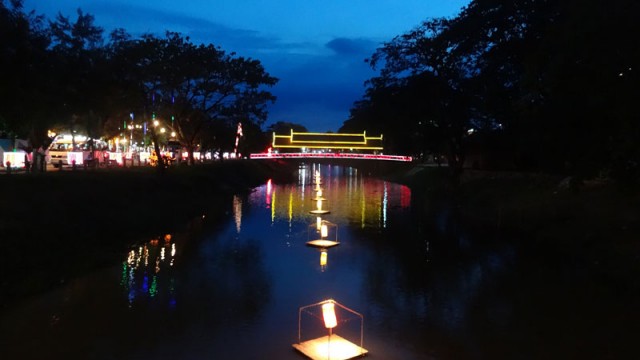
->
[272, 131, 383, 151]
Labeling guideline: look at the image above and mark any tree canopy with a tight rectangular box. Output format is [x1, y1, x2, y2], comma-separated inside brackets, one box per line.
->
[0, 0, 277, 163]
[346, 0, 640, 182]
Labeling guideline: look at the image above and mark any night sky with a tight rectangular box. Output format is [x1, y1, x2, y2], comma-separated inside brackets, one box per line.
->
[24, 0, 470, 131]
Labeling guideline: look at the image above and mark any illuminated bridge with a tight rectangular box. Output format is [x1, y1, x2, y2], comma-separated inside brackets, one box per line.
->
[250, 131, 413, 162]
[250, 152, 412, 162]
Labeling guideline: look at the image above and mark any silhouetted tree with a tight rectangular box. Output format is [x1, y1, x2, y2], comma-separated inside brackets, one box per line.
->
[266, 121, 308, 134]
[113, 32, 277, 165]
[0, 0, 51, 152]
[363, 16, 481, 182]
[351, 0, 640, 183]
[47, 8, 112, 150]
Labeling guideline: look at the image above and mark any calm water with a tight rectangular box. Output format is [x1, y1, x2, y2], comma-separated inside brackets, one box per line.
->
[1, 164, 637, 359]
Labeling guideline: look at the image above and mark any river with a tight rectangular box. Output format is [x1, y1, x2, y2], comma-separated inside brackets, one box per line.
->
[0, 163, 636, 359]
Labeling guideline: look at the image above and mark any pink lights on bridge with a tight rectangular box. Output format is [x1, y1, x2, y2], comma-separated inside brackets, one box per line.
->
[249, 152, 413, 162]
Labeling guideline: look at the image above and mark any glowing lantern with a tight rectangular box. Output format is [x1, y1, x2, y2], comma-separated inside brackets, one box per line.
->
[321, 224, 328, 238]
[320, 250, 327, 267]
[307, 220, 338, 247]
[294, 299, 368, 358]
[322, 302, 337, 329]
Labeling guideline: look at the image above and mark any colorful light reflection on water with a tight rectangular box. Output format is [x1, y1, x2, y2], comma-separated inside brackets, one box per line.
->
[2, 164, 632, 359]
[249, 163, 411, 231]
[0, 164, 420, 359]
[120, 234, 178, 308]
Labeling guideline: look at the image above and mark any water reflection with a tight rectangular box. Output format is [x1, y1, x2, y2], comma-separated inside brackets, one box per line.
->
[249, 163, 412, 230]
[320, 249, 328, 271]
[5, 163, 630, 359]
[233, 194, 242, 233]
[120, 234, 178, 308]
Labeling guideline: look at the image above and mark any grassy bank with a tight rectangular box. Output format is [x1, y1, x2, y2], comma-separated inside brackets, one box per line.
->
[0, 160, 295, 305]
[395, 166, 640, 291]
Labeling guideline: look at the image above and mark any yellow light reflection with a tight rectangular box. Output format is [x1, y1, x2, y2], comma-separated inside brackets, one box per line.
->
[271, 187, 276, 224]
[361, 183, 366, 228]
[288, 190, 293, 228]
[233, 195, 242, 233]
[320, 250, 327, 270]
[127, 250, 136, 266]
[267, 165, 410, 228]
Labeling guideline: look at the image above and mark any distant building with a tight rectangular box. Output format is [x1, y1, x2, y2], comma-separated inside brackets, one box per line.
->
[272, 130, 383, 153]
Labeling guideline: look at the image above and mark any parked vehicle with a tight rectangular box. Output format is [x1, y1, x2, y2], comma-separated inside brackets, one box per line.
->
[47, 134, 107, 167]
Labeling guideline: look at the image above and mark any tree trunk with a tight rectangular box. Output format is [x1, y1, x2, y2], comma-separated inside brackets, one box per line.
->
[447, 136, 465, 186]
[150, 128, 164, 175]
[187, 145, 195, 165]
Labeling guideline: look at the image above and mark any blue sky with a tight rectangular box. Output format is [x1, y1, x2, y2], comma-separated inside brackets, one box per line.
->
[24, 0, 470, 131]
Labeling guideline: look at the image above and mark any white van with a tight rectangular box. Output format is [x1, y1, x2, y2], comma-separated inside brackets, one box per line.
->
[47, 134, 107, 167]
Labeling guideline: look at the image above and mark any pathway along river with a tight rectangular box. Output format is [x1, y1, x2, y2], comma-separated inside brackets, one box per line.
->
[0, 164, 636, 359]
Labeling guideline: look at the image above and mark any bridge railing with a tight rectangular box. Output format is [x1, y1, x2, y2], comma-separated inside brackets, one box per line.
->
[249, 152, 413, 162]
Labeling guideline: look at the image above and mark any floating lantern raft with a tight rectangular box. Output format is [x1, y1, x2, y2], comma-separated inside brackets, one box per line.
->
[293, 299, 368, 360]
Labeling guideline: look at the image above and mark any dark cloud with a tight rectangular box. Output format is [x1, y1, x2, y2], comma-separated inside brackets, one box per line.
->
[87, 2, 298, 54]
[325, 37, 378, 56]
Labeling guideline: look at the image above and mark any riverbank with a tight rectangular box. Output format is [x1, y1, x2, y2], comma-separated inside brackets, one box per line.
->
[0, 160, 296, 306]
[394, 165, 640, 293]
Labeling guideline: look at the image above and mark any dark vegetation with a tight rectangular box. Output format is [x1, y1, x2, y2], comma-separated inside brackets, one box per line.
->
[0, 0, 277, 163]
[394, 165, 640, 299]
[0, 161, 295, 306]
[343, 0, 639, 185]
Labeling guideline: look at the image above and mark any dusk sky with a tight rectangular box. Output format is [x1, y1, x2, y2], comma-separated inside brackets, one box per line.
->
[24, 0, 470, 132]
